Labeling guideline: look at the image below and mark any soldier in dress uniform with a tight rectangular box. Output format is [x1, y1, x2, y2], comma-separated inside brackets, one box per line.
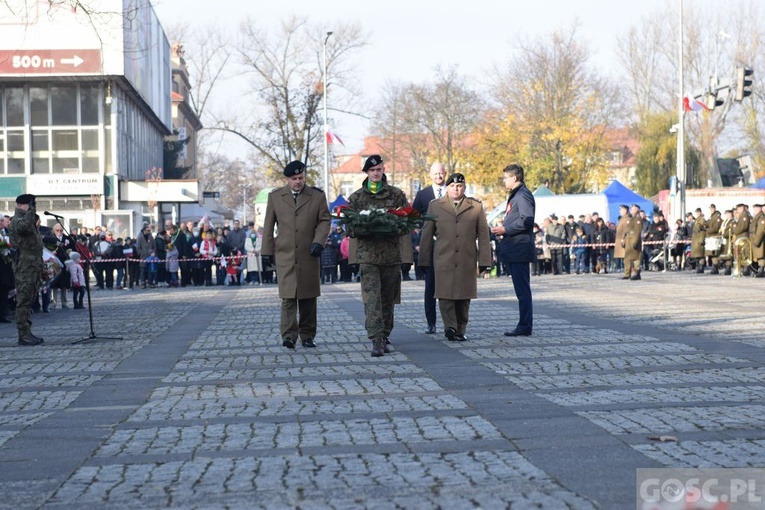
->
[750, 203, 765, 278]
[704, 204, 723, 274]
[621, 204, 643, 280]
[690, 207, 707, 273]
[732, 203, 752, 276]
[418, 173, 491, 342]
[346, 155, 410, 357]
[9, 194, 45, 346]
[261, 161, 332, 349]
[613, 204, 629, 273]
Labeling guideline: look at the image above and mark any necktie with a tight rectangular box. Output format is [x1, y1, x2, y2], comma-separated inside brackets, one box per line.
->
[437, 187, 442, 198]
[293, 192, 299, 203]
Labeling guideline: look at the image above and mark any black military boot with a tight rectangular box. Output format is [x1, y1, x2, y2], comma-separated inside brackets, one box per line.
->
[18, 334, 43, 346]
[756, 267, 765, 278]
[371, 338, 385, 357]
[710, 266, 719, 275]
[723, 266, 732, 276]
[383, 338, 392, 353]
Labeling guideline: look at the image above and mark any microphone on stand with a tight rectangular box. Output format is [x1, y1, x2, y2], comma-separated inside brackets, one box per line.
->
[44, 211, 65, 219]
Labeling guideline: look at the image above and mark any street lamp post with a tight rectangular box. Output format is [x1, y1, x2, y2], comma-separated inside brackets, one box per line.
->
[674, 0, 686, 225]
[243, 185, 247, 225]
[323, 31, 333, 205]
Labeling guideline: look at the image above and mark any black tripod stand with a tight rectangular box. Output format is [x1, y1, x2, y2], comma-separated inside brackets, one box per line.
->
[45, 213, 123, 344]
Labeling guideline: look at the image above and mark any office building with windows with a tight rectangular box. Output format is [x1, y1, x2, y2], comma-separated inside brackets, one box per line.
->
[0, 0, 199, 238]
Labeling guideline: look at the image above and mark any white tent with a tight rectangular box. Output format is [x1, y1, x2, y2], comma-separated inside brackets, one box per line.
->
[487, 193, 610, 225]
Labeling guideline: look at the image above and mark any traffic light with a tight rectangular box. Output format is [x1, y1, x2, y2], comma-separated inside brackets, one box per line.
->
[735, 67, 754, 101]
[705, 92, 724, 110]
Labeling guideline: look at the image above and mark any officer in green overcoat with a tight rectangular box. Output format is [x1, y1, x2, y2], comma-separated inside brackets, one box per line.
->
[622, 204, 643, 280]
[261, 161, 331, 349]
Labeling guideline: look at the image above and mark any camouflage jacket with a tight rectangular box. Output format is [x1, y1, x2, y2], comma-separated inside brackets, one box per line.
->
[9, 206, 43, 267]
[9, 207, 43, 272]
[347, 177, 408, 265]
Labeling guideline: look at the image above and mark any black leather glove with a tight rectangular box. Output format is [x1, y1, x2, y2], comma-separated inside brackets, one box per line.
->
[633, 243, 639, 250]
[309, 243, 324, 257]
[479, 266, 491, 273]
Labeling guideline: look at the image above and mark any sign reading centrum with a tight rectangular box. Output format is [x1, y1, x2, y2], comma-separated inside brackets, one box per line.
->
[27, 174, 104, 196]
[0, 49, 102, 75]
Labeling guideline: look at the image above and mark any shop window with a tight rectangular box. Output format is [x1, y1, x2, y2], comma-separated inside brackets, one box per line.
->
[30, 87, 48, 126]
[32, 130, 49, 151]
[33, 157, 50, 174]
[52, 129, 78, 151]
[81, 85, 99, 126]
[52, 156, 78, 173]
[82, 156, 99, 173]
[7, 158, 24, 174]
[6, 130, 24, 151]
[51, 86, 77, 125]
[82, 129, 98, 151]
[6, 87, 24, 126]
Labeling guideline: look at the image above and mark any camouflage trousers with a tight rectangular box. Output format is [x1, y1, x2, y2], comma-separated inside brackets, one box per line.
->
[13, 259, 42, 339]
[360, 264, 400, 340]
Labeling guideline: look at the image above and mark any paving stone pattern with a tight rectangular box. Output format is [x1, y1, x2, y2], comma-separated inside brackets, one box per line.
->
[1, 271, 764, 509]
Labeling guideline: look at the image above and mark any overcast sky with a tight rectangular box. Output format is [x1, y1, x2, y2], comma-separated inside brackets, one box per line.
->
[151, 0, 701, 157]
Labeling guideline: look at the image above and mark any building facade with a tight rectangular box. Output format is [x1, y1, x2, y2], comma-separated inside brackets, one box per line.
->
[0, 0, 199, 239]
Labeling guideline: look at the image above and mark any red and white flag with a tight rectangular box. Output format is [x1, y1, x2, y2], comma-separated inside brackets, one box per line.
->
[683, 96, 709, 112]
[326, 127, 345, 146]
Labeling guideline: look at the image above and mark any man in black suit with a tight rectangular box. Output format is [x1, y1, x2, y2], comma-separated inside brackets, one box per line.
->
[491, 164, 536, 337]
[412, 162, 447, 334]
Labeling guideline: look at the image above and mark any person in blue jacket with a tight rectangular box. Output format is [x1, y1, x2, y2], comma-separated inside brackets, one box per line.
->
[491, 164, 536, 337]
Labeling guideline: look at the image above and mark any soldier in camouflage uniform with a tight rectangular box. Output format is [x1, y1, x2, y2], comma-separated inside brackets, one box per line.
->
[9, 194, 44, 346]
[346, 155, 409, 357]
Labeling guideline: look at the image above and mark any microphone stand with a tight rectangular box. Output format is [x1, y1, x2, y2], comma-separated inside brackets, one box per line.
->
[45, 213, 123, 344]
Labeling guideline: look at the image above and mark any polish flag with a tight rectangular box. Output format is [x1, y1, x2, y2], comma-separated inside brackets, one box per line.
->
[326, 127, 345, 146]
[683, 96, 709, 112]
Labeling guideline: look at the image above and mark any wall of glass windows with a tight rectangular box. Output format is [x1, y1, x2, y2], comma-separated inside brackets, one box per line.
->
[0, 83, 108, 175]
[0, 81, 164, 181]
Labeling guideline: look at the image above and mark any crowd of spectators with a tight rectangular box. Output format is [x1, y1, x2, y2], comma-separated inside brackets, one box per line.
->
[1, 202, 744, 322]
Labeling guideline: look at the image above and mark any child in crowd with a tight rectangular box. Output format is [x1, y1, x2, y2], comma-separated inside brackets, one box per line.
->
[166, 243, 179, 288]
[572, 226, 587, 275]
[226, 250, 242, 285]
[66, 252, 86, 309]
[145, 251, 160, 288]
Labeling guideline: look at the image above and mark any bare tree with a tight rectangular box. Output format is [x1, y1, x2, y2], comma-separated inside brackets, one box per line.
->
[211, 16, 367, 183]
[618, 1, 765, 184]
[372, 66, 485, 184]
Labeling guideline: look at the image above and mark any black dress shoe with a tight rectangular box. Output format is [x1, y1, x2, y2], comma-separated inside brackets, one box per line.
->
[301, 338, 316, 348]
[456, 334, 468, 342]
[444, 327, 457, 341]
[424, 325, 436, 334]
[282, 338, 296, 349]
[504, 330, 531, 337]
